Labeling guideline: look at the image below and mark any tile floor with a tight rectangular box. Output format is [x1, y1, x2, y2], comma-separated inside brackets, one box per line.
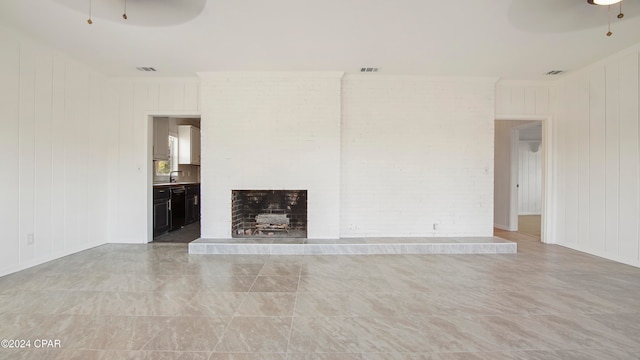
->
[1, 231, 639, 359]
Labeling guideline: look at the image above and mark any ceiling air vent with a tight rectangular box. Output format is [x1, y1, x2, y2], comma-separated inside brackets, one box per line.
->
[136, 67, 157, 72]
[360, 67, 379, 73]
[545, 70, 564, 76]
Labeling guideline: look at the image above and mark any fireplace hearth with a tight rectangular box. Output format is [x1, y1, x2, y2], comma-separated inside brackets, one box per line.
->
[232, 190, 307, 238]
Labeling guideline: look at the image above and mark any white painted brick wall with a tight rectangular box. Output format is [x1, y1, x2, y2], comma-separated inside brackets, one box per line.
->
[341, 75, 496, 237]
[199, 72, 343, 239]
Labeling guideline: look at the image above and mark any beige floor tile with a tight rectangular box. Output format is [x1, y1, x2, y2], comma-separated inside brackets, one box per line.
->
[250, 276, 299, 293]
[259, 263, 302, 276]
[235, 292, 297, 316]
[181, 291, 246, 317]
[1, 234, 640, 358]
[79, 315, 172, 350]
[209, 353, 286, 360]
[214, 316, 291, 353]
[143, 316, 230, 351]
[288, 316, 359, 353]
[293, 292, 351, 317]
[351, 316, 432, 353]
[287, 353, 363, 360]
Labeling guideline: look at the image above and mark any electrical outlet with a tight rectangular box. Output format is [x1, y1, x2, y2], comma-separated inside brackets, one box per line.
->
[27, 233, 34, 245]
[433, 223, 439, 231]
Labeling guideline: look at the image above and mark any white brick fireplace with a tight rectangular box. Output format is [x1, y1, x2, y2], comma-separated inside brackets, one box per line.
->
[199, 72, 496, 240]
[199, 72, 343, 239]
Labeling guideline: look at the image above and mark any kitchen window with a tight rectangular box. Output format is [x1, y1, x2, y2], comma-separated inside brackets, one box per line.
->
[156, 135, 178, 176]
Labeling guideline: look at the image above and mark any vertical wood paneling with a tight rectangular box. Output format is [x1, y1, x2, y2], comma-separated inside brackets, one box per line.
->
[105, 83, 120, 242]
[524, 87, 536, 114]
[535, 88, 550, 115]
[495, 81, 551, 117]
[147, 83, 159, 111]
[495, 85, 510, 114]
[577, 80, 591, 248]
[555, 50, 640, 267]
[134, 84, 149, 160]
[173, 83, 186, 111]
[185, 82, 199, 111]
[517, 142, 542, 215]
[563, 84, 581, 247]
[103, 78, 198, 244]
[34, 53, 54, 258]
[117, 83, 136, 241]
[63, 66, 80, 248]
[88, 73, 108, 244]
[554, 87, 567, 246]
[618, 53, 639, 261]
[511, 87, 525, 114]
[605, 63, 620, 256]
[0, 33, 21, 270]
[51, 56, 66, 254]
[74, 66, 90, 248]
[19, 44, 37, 262]
[132, 83, 150, 240]
[158, 82, 187, 112]
[589, 69, 607, 252]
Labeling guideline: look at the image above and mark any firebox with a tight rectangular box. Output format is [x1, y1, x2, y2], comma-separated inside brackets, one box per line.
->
[231, 190, 307, 238]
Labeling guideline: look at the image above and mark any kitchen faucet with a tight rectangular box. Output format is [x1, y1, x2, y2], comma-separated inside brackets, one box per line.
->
[169, 170, 183, 183]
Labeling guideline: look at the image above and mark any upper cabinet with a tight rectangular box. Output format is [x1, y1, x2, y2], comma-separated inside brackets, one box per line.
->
[153, 117, 170, 161]
[178, 125, 201, 165]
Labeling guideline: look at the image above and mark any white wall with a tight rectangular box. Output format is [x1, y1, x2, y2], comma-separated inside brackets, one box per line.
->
[341, 76, 497, 237]
[199, 72, 343, 239]
[552, 45, 640, 267]
[494, 80, 552, 239]
[495, 81, 550, 117]
[0, 24, 110, 276]
[105, 78, 200, 243]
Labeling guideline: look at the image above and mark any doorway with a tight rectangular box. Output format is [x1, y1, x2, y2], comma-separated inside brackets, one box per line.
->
[516, 122, 542, 238]
[494, 117, 550, 243]
[149, 116, 202, 243]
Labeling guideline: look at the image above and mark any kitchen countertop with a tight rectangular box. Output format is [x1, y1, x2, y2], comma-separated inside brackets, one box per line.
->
[153, 182, 200, 188]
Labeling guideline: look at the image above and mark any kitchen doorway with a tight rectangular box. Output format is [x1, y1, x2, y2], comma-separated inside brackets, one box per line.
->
[150, 116, 202, 243]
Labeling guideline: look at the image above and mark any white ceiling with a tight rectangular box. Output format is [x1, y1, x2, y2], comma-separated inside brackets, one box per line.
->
[2, 0, 640, 79]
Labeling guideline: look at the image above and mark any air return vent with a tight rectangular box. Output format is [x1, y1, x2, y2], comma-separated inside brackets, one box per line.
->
[136, 67, 157, 72]
[360, 67, 379, 73]
[545, 70, 564, 75]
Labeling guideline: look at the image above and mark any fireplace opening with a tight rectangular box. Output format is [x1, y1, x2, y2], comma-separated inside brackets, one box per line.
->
[232, 190, 307, 238]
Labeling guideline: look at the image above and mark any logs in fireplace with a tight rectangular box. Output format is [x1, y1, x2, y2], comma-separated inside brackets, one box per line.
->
[232, 190, 307, 238]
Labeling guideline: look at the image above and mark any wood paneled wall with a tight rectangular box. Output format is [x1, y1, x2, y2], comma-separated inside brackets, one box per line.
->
[106, 79, 200, 243]
[554, 49, 640, 267]
[0, 27, 109, 276]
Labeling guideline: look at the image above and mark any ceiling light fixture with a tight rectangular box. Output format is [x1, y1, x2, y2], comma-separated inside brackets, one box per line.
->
[588, 0, 621, 4]
[87, 0, 92, 24]
[87, 0, 129, 25]
[588, 0, 625, 36]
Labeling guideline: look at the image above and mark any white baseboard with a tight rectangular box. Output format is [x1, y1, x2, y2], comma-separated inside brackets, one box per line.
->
[0, 242, 105, 277]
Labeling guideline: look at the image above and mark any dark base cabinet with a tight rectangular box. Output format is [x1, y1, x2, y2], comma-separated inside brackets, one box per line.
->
[170, 187, 186, 231]
[153, 188, 171, 236]
[185, 185, 201, 225]
[154, 183, 200, 239]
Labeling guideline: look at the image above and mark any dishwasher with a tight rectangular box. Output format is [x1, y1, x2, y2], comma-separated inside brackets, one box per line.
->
[170, 187, 186, 230]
